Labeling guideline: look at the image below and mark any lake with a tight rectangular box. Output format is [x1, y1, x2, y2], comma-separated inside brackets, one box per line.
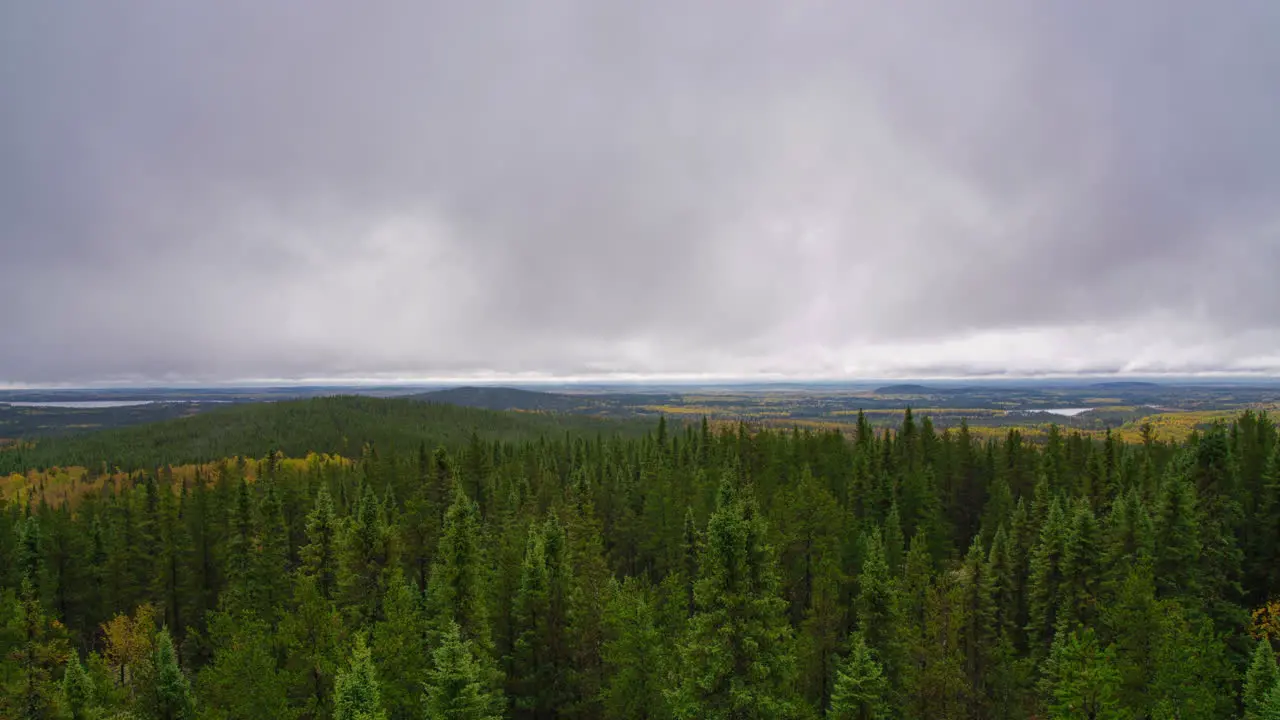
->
[1042, 407, 1093, 417]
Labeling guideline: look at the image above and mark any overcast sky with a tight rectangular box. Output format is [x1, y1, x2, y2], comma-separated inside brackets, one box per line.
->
[3, 1, 1279, 385]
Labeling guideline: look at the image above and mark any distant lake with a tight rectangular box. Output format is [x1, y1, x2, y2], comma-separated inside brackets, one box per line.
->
[1042, 407, 1093, 417]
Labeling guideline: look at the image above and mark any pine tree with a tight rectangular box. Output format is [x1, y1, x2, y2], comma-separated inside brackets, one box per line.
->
[422, 621, 503, 720]
[1245, 640, 1280, 720]
[334, 634, 387, 720]
[1261, 682, 1280, 720]
[828, 632, 887, 720]
[668, 471, 797, 719]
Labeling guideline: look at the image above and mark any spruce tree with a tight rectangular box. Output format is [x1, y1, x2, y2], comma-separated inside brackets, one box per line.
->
[301, 482, 339, 600]
[1039, 627, 1125, 720]
[141, 627, 195, 720]
[338, 483, 395, 626]
[828, 632, 887, 720]
[334, 634, 387, 720]
[1261, 683, 1280, 720]
[1245, 641, 1280, 720]
[508, 516, 574, 718]
[855, 529, 901, 694]
[601, 577, 670, 720]
[62, 652, 95, 720]
[1025, 500, 1067, 654]
[422, 621, 503, 720]
[280, 574, 344, 719]
[668, 471, 797, 720]
[426, 484, 492, 650]
[194, 612, 292, 720]
[563, 472, 612, 719]
[1056, 500, 1102, 631]
[1150, 602, 1230, 720]
[371, 571, 429, 720]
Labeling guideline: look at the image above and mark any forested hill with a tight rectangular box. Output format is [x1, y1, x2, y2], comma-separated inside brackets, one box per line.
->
[0, 395, 650, 473]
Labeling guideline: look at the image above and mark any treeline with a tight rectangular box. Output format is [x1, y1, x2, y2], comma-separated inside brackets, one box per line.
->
[3, 408, 1280, 718]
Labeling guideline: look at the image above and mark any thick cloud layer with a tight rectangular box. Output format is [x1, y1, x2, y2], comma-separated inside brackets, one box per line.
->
[3, 1, 1279, 384]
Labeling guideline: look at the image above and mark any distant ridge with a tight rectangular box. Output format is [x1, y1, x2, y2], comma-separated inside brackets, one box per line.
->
[411, 386, 601, 412]
[0, 395, 647, 473]
[1088, 381, 1160, 390]
[874, 384, 934, 395]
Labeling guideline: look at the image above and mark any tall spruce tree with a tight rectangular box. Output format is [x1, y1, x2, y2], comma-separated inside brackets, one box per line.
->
[334, 634, 387, 720]
[828, 632, 887, 720]
[668, 470, 797, 720]
[1245, 641, 1280, 720]
[422, 621, 504, 720]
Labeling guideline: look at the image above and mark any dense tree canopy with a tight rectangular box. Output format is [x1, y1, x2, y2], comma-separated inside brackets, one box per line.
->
[2, 400, 1280, 717]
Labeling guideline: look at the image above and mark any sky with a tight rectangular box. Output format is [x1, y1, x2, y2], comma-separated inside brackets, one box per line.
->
[3, 1, 1280, 386]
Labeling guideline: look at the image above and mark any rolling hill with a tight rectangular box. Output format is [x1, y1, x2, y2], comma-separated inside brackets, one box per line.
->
[0, 395, 653, 473]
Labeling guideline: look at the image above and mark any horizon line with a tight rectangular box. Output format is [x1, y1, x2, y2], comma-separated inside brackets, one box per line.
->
[5, 369, 1280, 391]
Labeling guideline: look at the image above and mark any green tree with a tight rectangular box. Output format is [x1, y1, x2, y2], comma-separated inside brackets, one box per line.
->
[1039, 627, 1126, 720]
[668, 472, 797, 720]
[422, 621, 503, 720]
[279, 574, 344, 719]
[195, 613, 293, 720]
[1261, 683, 1280, 720]
[338, 484, 395, 626]
[1245, 640, 1280, 720]
[508, 516, 573, 719]
[426, 484, 492, 653]
[61, 652, 95, 720]
[372, 571, 429, 720]
[1149, 602, 1230, 720]
[855, 529, 901, 694]
[828, 632, 887, 720]
[334, 634, 387, 720]
[1, 578, 70, 720]
[601, 578, 670, 720]
[301, 483, 339, 600]
[139, 627, 195, 720]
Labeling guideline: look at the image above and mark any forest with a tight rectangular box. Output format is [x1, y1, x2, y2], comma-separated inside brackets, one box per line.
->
[4, 398, 1280, 719]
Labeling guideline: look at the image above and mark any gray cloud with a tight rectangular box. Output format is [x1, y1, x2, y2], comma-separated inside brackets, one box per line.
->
[3, 0, 1280, 384]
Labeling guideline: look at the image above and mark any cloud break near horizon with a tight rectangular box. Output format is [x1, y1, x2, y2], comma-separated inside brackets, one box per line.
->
[3, 1, 1280, 385]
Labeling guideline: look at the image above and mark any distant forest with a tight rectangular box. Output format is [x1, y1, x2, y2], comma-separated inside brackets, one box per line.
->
[3, 398, 1280, 718]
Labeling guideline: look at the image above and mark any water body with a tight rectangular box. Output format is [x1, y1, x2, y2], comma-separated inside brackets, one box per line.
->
[1042, 407, 1093, 417]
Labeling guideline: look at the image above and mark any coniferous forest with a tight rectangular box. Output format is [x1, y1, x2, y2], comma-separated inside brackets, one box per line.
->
[5, 400, 1280, 719]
